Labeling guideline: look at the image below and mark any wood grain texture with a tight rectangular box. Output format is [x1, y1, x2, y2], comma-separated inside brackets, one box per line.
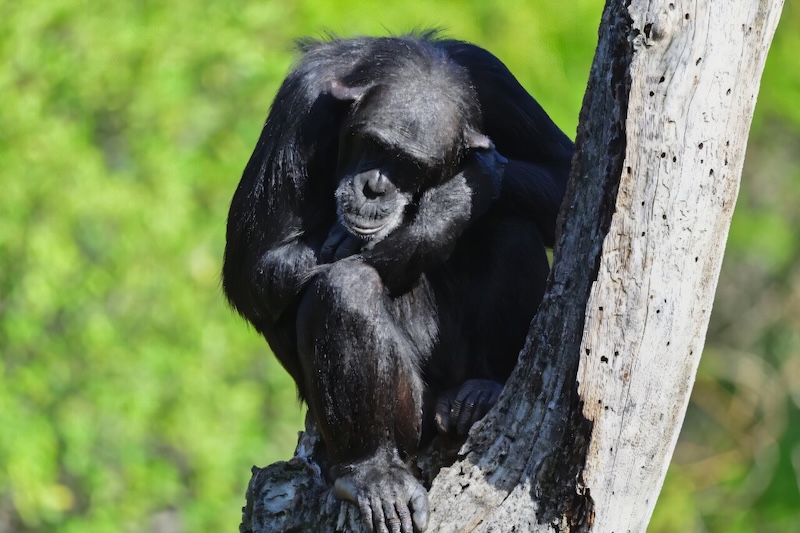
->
[577, 1, 784, 532]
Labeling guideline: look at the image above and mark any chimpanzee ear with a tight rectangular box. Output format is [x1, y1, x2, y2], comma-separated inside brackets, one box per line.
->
[328, 79, 370, 101]
[464, 129, 494, 151]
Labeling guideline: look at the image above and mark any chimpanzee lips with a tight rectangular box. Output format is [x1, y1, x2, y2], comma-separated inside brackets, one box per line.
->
[338, 190, 412, 241]
[349, 223, 386, 236]
[341, 212, 391, 237]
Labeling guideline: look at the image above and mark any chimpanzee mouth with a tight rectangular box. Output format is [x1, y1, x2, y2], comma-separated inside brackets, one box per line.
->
[337, 203, 392, 238]
[337, 190, 411, 241]
[340, 212, 400, 241]
[342, 214, 391, 236]
[349, 224, 386, 236]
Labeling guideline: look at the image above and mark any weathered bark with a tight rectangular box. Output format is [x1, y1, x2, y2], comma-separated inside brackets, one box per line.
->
[240, 1, 784, 531]
[574, 1, 784, 530]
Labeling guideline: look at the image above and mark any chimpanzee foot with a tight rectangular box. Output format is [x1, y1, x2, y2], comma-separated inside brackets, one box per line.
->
[435, 379, 503, 436]
[333, 458, 429, 533]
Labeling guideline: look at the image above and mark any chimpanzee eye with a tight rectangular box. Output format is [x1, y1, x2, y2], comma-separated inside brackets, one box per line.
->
[339, 134, 381, 166]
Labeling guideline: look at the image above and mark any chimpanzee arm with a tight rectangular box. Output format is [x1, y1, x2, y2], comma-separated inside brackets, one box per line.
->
[360, 148, 505, 293]
[499, 159, 569, 247]
[223, 188, 325, 324]
[439, 39, 574, 167]
[439, 38, 573, 247]
[223, 41, 375, 324]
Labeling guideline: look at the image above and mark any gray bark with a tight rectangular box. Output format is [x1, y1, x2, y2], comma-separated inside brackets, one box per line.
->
[240, 1, 784, 531]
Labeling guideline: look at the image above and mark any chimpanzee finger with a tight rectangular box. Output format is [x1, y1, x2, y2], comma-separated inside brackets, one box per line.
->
[460, 380, 503, 410]
[449, 397, 464, 430]
[320, 224, 350, 262]
[395, 500, 413, 533]
[463, 148, 507, 209]
[333, 234, 362, 260]
[382, 499, 402, 533]
[320, 241, 340, 263]
[434, 394, 453, 434]
[372, 495, 389, 533]
[478, 390, 495, 418]
[456, 392, 481, 435]
[357, 495, 374, 533]
[452, 383, 478, 427]
[487, 383, 502, 407]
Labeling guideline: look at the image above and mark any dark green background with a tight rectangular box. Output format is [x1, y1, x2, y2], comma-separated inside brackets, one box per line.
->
[1, 1, 797, 531]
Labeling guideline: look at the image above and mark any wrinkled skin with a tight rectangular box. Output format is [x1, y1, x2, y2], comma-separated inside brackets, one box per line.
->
[334, 451, 430, 533]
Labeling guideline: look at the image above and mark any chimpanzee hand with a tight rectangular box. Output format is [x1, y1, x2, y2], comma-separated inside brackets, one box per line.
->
[321, 222, 363, 262]
[333, 454, 429, 533]
[434, 379, 503, 436]
[465, 147, 507, 220]
[359, 147, 507, 294]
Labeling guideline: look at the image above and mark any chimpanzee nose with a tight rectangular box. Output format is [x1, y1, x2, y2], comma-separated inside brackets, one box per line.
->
[355, 170, 393, 200]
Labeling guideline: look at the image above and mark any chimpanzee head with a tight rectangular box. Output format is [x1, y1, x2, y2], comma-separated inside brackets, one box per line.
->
[329, 39, 492, 242]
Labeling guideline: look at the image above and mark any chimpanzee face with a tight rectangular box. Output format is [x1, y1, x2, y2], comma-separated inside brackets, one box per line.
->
[332, 86, 478, 242]
[333, 132, 418, 241]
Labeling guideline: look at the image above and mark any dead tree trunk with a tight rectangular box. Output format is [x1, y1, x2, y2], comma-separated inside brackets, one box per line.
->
[240, 1, 784, 531]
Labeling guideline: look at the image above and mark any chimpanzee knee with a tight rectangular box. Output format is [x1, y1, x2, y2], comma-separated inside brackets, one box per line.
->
[296, 258, 425, 463]
[296, 258, 386, 357]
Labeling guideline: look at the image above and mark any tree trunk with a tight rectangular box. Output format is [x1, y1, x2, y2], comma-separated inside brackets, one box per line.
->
[240, 1, 784, 531]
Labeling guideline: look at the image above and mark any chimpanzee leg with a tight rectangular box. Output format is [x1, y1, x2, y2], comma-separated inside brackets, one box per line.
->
[432, 214, 550, 437]
[296, 257, 432, 533]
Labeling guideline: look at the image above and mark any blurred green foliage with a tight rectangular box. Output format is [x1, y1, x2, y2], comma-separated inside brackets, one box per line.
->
[0, 1, 797, 531]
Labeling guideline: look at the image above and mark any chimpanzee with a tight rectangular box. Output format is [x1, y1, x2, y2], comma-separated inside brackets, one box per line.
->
[222, 32, 573, 533]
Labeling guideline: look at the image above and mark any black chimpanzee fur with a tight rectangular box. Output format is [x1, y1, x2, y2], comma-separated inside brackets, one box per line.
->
[222, 32, 573, 533]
